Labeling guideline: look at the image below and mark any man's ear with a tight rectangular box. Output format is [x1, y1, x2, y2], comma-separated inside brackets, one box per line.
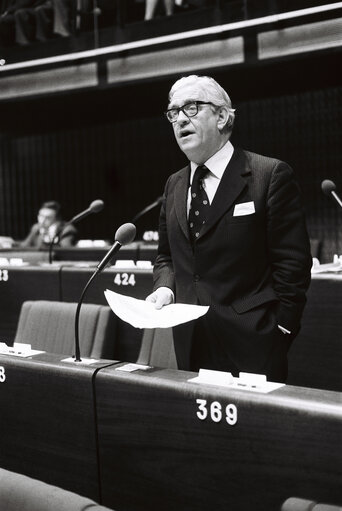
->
[217, 106, 230, 131]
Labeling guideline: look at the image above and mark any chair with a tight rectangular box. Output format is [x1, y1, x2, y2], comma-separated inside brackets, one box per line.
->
[281, 497, 342, 511]
[137, 327, 178, 369]
[309, 238, 322, 260]
[14, 300, 116, 359]
[0, 467, 115, 511]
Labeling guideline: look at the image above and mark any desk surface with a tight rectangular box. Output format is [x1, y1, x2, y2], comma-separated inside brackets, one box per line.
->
[96, 364, 342, 511]
[0, 353, 119, 501]
[0, 242, 158, 263]
[0, 354, 341, 511]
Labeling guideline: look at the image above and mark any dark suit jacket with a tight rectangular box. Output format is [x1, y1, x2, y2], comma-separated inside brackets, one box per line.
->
[20, 221, 77, 248]
[153, 147, 312, 376]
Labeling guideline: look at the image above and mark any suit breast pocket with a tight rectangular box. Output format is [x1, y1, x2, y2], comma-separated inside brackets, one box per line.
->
[223, 213, 263, 251]
[225, 213, 257, 225]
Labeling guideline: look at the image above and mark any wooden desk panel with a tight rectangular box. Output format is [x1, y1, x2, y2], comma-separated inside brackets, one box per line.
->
[60, 266, 153, 303]
[0, 353, 118, 500]
[95, 367, 342, 511]
[0, 265, 60, 343]
[288, 274, 342, 391]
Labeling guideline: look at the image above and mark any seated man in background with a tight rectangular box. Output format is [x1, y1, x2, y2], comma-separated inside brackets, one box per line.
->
[20, 200, 77, 248]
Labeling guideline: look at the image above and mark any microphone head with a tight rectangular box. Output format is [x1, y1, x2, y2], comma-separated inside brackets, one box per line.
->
[89, 199, 104, 213]
[321, 179, 336, 195]
[115, 223, 136, 246]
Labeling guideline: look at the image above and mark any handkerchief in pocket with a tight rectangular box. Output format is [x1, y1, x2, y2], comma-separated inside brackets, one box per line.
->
[233, 201, 255, 216]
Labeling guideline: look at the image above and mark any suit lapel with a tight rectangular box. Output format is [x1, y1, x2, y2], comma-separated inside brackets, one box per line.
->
[174, 164, 191, 240]
[200, 148, 250, 239]
[172, 149, 250, 241]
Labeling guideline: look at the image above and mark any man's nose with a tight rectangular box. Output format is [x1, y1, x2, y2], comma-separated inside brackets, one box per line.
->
[176, 110, 189, 125]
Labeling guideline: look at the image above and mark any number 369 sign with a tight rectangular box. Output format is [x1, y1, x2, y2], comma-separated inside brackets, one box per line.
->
[196, 399, 237, 425]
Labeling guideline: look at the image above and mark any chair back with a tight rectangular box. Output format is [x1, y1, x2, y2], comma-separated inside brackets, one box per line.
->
[14, 300, 116, 359]
[137, 327, 177, 369]
[0, 468, 114, 511]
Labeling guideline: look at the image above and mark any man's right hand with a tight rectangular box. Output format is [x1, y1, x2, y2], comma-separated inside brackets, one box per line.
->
[145, 287, 174, 309]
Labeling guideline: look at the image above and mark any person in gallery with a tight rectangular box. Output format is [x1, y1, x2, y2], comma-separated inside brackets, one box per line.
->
[20, 200, 77, 248]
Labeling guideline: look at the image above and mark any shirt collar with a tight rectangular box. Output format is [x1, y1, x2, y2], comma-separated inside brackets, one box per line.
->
[190, 140, 234, 180]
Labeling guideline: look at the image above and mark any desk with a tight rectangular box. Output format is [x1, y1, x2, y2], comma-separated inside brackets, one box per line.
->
[53, 242, 157, 263]
[60, 265, 153, 303]
[0, 243, 158, 264]
[0, 249, 49, 265]
[60, 265, 153, 362]
[288, 274, 342, 391]
[0, 265, 60, 344]
[0, 354, 341, 511]
[96, 366, 342, 511]
[0, 264, 153, 360]
[53, 243, 140, 263]
[1, 266, 341, 390]
[0, 353, 118, 500]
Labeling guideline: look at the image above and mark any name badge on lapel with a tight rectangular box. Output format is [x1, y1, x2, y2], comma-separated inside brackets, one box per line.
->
[233, 201, 255, 216]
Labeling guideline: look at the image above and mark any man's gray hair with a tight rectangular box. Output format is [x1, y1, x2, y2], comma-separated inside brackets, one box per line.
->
[169, 75, 236, 132]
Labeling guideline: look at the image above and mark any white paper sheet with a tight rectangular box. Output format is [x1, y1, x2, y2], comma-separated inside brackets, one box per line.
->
[104, 289, 209, 329]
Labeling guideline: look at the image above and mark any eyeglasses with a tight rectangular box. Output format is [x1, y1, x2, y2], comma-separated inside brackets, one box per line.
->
[164, 101, 215, 123]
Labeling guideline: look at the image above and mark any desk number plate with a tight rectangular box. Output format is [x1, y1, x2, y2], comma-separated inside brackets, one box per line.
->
[0, 366, 6, 382]
[196, 399, 237, 425]
[114, 273, 136, 286]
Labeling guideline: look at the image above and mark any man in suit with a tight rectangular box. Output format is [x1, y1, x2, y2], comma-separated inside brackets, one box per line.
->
[20, 200, 77, 248]
[146, 75, 312, 382]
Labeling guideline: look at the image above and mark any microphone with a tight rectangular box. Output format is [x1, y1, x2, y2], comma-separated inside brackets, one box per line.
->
[131, 196, 163, 224]
[321, 180, 342, 208]
[69, 199, 104, 225]
[73, 222, 136, 362]
[96, 223, 136, 273]
[48, 199, 104, 264]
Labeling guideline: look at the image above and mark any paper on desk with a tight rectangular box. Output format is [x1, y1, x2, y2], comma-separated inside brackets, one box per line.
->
[104, 289, 209, 329]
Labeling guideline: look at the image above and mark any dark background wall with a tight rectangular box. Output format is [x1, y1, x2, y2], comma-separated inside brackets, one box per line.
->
[0, 51, 341, 261]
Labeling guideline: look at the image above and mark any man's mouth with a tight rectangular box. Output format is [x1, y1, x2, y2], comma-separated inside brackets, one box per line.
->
[179, 130, 194, 139]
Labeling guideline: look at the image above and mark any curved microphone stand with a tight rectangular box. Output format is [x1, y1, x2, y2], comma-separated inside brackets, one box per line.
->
[73, 222, 136, 362]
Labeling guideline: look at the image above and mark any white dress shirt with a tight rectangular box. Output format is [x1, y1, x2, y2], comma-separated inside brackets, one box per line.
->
[187, 139, 234, 216]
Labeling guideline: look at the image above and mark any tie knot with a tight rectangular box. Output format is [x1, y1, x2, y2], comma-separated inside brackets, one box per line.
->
[193, 165, 208, 185]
